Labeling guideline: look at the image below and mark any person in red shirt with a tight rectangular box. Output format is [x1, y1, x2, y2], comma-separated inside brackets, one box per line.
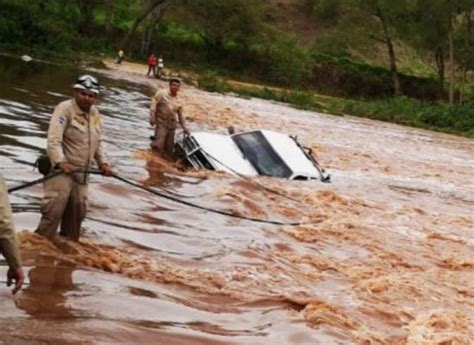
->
[147, 54, 158, 77]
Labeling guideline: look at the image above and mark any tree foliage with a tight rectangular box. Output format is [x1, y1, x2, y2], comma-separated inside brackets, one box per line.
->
[0, 0, 473, 103]
[268, 35, 312, 86]
[312, 0, 409, 94]
[396, 0, 474, 100]
[174, 0, 266, 61]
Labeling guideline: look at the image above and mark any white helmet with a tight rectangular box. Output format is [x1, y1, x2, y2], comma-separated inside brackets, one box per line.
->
[73, 74, 100, 94]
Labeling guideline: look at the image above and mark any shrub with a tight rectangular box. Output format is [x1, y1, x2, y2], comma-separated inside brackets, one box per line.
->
[311, 53, 439, 99]
[268, 36, 312, 86]
[285, 90, 316, 109]
[197, 70, 229, 93]
[334, 96, 474, 136]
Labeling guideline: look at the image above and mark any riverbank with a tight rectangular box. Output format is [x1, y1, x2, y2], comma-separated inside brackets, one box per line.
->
[102, 58, 474, 138]
[2, 48, 472, 137]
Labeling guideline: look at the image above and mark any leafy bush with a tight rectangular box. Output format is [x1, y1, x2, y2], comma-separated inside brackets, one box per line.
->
[312, 0, 341, 19]
[197, 70, 229, 92]
[335, 96, 474, 136]
[194, 71, 473, 137]
[268, 36, 312, 86]
[312, 53, 439, 99]
[0, 1, 82, 53]
[284, 90, 317, 109]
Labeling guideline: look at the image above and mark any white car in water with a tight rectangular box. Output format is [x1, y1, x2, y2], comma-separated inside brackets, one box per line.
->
[176, 129, 330, 182]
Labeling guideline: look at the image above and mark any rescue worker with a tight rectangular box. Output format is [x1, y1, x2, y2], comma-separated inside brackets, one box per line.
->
[35, 75, 112, 242]
[0, 173, 25, 294]
[149, 78, 190, 158]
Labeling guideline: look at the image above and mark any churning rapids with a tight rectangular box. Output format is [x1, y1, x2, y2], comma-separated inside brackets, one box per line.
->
[0, 55, 473, 344]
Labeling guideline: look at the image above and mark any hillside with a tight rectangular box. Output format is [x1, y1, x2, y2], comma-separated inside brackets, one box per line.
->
[0, 0, 472, 136]
[263, 0, 330, 45]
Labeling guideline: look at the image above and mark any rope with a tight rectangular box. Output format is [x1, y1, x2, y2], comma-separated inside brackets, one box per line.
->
[7, 170, 320, 227]
[199, 149, 304, 204]
[7, 171, 204, 199]
[7, 171, 63, 193]
[0, 281, 30, 286]
[110, 173, 310, 226]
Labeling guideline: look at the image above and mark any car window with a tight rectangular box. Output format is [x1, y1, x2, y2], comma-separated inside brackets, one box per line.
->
[232, 132, 292, 178]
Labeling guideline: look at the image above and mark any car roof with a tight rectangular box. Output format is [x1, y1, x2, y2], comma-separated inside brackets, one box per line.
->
[191, 132, 258, 176]
[234, 130, 320, 179]
[182, 130, 321, 180]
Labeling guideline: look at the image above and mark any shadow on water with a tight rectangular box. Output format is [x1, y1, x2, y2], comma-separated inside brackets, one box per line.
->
[17, 264, 77, 319]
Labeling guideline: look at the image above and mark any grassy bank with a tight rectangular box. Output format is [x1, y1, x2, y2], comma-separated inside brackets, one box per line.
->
[197, 71, 474, 138]
[1, 45, 472, 138]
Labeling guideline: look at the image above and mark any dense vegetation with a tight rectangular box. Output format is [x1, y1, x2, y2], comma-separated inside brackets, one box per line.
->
[0, 0, 473, 136]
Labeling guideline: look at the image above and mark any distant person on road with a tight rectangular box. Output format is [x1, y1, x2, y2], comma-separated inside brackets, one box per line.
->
[147, 53, 157, 77]
[149, 78, 190, 159]
[115, 49, 124, 64]
[157, 55, 164, 79]
[0, 173, 25, 295]
[35, 75, 112, 242]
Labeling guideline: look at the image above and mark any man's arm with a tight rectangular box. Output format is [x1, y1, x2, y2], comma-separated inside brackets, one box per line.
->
[0, 175, 21, 269]
[47, 104, 73, 173]
[92, 113, 111, 176]
[94, 139, 111, 176]
[0, 174, 24, 294]
[177, 107, 189, 135]
[149, 91, 162, 126]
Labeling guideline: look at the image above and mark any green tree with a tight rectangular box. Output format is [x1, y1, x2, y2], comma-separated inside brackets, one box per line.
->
[455, 9, 474, 103]
[177, 0, 265, 61]
[355, 0, 407, 94]
[118, 0, 167, 52]
[268, 35, 312, 86]
[312, 0, 407, 95]
[400, 0, 458, 99]
[141, 2, 170, 55]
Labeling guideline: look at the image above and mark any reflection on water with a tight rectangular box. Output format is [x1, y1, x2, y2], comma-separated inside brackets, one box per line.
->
[18, 264, 76, 319]
[0, 54, 473, 344]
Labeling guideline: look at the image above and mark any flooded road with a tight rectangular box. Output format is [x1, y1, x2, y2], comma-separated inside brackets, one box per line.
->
[1, 54, 473, 344]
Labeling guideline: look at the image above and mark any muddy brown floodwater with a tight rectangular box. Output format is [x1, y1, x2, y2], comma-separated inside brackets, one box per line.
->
[0, 55, 473, 344]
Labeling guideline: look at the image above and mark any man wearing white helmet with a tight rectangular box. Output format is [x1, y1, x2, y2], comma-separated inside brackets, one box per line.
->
[35, 75, 112, 242]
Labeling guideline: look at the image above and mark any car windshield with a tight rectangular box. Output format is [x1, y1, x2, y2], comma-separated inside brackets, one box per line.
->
[232, 132, 292, 178]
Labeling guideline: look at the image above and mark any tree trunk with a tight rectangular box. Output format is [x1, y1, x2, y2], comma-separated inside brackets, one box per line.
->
[435, 47, 445, 99]
[39, 0, 49, 12]
[459, 66, 467, 104]
[104, 0, 114, 37]
[77, 0, 96, 36]
[448, 22, 455, 105]
[141, 2, 168, 55]
[204, 38, 224, 62]
[118, 0, 166, 53]
[386, 36, 401, 95]
[376, 8, 401, 95]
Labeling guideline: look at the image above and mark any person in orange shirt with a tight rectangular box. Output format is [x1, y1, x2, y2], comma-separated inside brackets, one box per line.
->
[147, 54, 158, 77]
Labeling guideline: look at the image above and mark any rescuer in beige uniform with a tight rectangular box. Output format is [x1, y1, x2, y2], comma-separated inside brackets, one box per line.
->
[35, 75, 112, 242]
[149, 78, 189, 158]
[0, 173, 25, 294]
